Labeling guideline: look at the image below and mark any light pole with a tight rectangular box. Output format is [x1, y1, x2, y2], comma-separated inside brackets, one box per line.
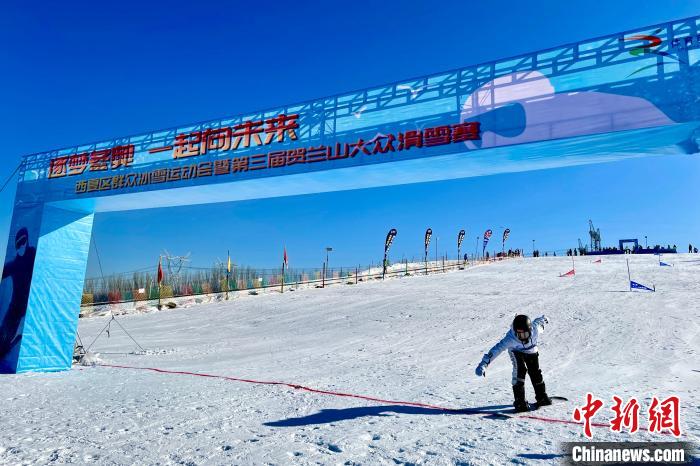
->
[532, 239, 535, 257]
[475, 236, 479, 261]
[435, 236, 439, 266]
[644, 235, 648, 248]
[323, 247, 332, 288]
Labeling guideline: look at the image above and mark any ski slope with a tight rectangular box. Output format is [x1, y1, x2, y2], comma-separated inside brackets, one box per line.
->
[1, 255, 699, 465]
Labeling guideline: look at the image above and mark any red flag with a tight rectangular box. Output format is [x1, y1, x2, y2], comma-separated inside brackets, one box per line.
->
[283, 247, 288, 268]
[559, 269, 575, 277]
[157, 258, 164, 284]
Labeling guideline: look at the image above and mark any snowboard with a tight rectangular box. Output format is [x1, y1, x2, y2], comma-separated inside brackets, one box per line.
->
[520, 395, 568, 413]
[476, 396, 568, 420]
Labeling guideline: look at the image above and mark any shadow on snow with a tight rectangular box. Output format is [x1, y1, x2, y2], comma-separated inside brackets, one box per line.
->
[264, 403, 514, 427]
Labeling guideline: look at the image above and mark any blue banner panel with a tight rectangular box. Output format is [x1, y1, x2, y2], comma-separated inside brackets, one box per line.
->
[15, 205, 94, 372]
[0, 203, 43, 373]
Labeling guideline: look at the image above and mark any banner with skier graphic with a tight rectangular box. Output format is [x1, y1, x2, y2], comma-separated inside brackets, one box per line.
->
[383, 228, 397, 279]
[502, 228, 511, 249]
[424, 228, 432, 260]
[384, 229, 397, 254]
[482, 229, 493, 254]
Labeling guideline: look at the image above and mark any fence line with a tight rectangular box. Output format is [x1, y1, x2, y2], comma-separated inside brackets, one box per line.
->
[81, 256, 520, 307]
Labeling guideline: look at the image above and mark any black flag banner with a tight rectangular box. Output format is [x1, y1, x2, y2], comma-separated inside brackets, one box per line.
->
[383, 228, 397, 279]
[503, 228, 511, 245]
[424, 228, 432, 257]
[385, 228, 397, 253]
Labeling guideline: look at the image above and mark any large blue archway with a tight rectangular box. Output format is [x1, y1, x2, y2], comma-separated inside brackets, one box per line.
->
[2, 15, 700, 373]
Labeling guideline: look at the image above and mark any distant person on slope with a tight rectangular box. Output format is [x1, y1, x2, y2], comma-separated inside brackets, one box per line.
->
[475, 315, 551, 412]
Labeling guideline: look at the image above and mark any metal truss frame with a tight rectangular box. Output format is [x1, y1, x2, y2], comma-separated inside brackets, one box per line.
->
[19, 15, 700, 180]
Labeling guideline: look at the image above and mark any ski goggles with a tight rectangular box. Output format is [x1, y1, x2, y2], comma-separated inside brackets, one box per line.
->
[515, 329, 530, 341]
[15, 234, 28, 250]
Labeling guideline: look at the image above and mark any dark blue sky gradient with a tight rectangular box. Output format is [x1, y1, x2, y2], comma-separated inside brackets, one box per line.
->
[1, 1, 699, 272]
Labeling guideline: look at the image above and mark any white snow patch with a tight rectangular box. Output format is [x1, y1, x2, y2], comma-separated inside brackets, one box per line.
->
[1, 255, 698, 464]
[78, 352, 104, 367]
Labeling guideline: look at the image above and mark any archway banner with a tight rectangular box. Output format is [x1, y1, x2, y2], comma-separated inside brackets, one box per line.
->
[3, 15, 700, 372]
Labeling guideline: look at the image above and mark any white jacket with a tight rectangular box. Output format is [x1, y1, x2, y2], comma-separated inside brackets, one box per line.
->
[480, 316, 547, 366]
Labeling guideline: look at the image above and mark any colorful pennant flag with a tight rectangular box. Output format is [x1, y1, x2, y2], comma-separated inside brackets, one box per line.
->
[157, 257, 164, 284]
[482, 229, 492, 253]
[559, 269, 575, 277]
[283, 247, 288, 268]
[502, 228, 510, 245]
[630, 280, 655, 292]
[227, 250, 232, 274]
[457, 229, 465, 249]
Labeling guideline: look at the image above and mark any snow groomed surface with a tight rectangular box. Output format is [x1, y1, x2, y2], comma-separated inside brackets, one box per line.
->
[1, 255, 698, 464]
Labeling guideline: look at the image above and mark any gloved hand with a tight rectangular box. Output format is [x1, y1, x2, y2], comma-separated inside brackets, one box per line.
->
[540, 315, 549, 324]
[475, 363, 487, 377]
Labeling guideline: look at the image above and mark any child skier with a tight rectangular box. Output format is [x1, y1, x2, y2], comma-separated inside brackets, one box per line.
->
[475, 314, 552, 412]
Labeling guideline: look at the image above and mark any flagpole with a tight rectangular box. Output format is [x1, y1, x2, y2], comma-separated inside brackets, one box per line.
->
[281, 247, 287, 293]
[626, 258, 631, 291]
[382, 241, 387, 280]
[226, 250, 230, 301]
[157, 255, 162, 310]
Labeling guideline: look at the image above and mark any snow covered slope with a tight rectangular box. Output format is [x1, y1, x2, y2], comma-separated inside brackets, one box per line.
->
[1, 255, 698, 465]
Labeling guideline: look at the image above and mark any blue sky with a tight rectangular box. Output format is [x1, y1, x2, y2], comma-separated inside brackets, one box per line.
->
[1, 1, 699, 274]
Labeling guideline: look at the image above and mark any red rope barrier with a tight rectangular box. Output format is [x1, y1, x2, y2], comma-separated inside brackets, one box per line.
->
[97, 364, 650, 432]
[99, 364, 448, 410]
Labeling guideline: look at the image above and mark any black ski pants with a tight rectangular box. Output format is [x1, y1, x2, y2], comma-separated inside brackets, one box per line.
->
[509, 350, 546, 401]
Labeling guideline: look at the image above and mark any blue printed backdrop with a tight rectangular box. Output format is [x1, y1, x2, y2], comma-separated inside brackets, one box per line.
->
[0, 204, 42, 372]
[17, 17, 700, 211]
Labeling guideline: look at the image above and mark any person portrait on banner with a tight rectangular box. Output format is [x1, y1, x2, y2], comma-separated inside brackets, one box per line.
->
[0, 227, 37, 364]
